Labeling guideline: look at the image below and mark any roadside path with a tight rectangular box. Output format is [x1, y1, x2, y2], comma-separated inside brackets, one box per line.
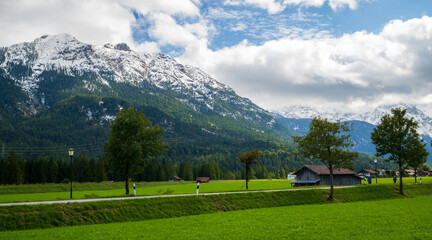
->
[0, 185, 355, 207]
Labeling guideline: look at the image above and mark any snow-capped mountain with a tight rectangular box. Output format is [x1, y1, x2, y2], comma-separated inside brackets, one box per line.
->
[275, 104, 432, 137]
[274, 104, 432, 161]
[0, 33, 270, 125]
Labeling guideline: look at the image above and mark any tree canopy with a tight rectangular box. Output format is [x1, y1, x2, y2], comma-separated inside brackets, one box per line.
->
[293, 117, 358, 199]
[371, 108, 427, 194]
[103, 107, 168, 194]
[406, 137, 429, 182]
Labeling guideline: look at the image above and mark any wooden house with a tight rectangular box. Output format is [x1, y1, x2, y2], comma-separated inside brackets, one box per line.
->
[291, 165, 362, 187]
[170, 176, 181, 182]
[196, 177, 210, 183]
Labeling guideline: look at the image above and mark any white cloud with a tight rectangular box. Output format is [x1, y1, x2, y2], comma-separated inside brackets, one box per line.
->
[124, 0, 200, 17]
[232, 22, 248, 31]
[178, 16, 432, 112]
[328, 0, 360, 11]
[147, 12, 199, 47]
[224, 0, 287, 14]
[284, 0, 326, 8]
[284, 0, 364, 11]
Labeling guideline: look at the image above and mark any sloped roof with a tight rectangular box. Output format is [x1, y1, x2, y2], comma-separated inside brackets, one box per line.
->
[359, 169, 376, 174]
[196, 177, 210, 183]
[296, 165, 357, 175]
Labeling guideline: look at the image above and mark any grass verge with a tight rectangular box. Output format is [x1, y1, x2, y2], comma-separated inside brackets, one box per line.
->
[3, 196, 432, 239]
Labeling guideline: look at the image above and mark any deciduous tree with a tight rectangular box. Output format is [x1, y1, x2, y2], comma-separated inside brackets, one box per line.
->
[239, 149, 263, 190]
[293, 117, 358, 200]
[371, 108, 426, 194]
[406, 138, 428, 183]
[104, 107, 168, 194]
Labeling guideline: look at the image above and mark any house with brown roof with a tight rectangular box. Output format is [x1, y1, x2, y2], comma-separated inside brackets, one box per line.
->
[196, 177, 210, 183]
[291, 165, 362, 187]
[358, 169, 377, 178]
[170, 176, 181, 182]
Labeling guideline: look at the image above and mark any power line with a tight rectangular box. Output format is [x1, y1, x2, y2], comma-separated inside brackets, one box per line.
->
[1, 132, 280, 156]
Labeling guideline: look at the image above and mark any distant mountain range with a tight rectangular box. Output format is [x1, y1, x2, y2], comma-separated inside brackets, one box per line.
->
[273, 104, 432, 161]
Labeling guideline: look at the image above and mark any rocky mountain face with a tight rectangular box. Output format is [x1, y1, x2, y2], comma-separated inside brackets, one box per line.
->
[0, 34, 267, 121]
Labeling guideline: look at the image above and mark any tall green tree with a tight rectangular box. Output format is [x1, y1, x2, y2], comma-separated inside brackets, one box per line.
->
[371, 108, 426, 194]
[103, 107, 168, 194]
[293, 117, 358, 200]
[406, 138, 428, 183]
[239, 149, 263, 190]
[46, 157, 59, 183]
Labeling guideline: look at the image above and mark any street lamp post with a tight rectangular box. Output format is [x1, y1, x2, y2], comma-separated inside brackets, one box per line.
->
[374, 159, 378, 184]
[69, 148, 74, 199]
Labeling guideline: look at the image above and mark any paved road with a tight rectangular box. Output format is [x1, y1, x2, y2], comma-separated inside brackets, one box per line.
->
[0, 185, 355, 207]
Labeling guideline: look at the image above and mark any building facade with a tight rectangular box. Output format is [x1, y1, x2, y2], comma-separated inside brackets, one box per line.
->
[291, 165, 362, 187]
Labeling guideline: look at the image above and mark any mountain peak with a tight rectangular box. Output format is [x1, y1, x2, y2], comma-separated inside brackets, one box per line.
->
[36, 33, 77, 43]
[113, 43, 131, 51]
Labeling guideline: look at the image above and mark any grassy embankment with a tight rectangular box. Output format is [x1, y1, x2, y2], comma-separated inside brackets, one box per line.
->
[1, 182, 432, 232]
[3, 196, 431, 239]
[0, 177, 429, 203]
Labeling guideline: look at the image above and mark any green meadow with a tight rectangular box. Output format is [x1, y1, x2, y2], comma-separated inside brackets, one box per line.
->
[2, 196, 431, 239]
[0, 177, 430, 203]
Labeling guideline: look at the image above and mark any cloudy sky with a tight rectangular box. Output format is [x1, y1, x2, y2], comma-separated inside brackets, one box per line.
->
[1, 0, 432, 112]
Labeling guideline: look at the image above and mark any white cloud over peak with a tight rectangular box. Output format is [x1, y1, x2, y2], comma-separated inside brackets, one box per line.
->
[0, 0, 201, 51]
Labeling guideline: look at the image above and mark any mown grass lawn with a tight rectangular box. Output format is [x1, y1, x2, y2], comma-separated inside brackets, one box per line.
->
[2, 196, 431, 239]
[0, 177, 430, 203]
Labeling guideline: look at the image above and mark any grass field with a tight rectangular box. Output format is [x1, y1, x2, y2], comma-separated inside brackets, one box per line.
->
[2, 183, 432, 232]
[2, 196, 431, 239]
[0, 177, 430, 203]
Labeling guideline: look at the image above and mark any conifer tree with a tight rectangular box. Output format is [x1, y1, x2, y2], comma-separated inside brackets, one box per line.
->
[6, 150, 23, 185]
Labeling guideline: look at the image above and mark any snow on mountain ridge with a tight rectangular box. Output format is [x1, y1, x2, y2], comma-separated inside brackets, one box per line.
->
[0, 33, 266, 122]
[1, 34, 231, 94]
[275, 104, 432, 137]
